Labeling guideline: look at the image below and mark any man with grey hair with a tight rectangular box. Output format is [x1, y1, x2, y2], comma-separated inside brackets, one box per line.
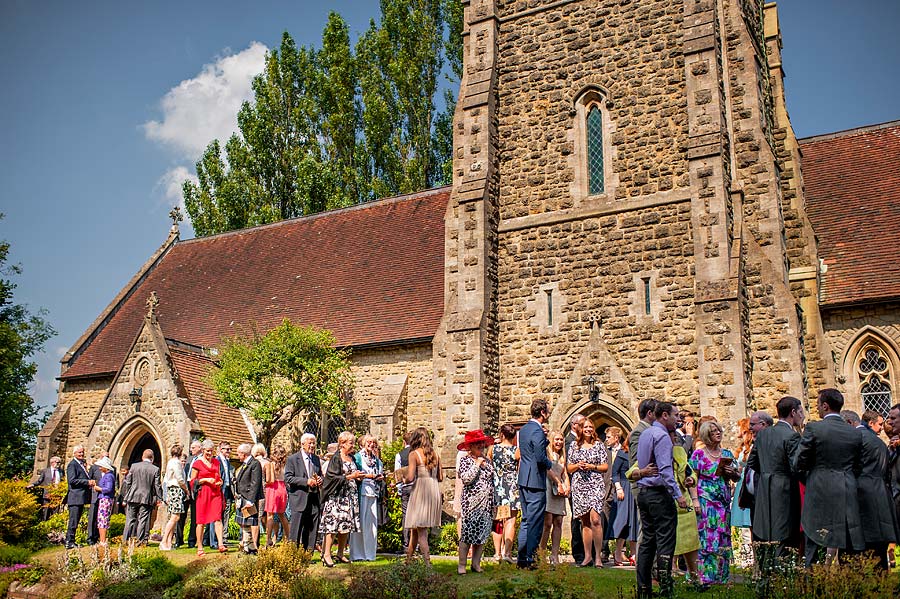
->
[841, 410, 862, 427]
[65, 445, 92, 549]
[29, 455, 65, 521]
[285, 433, 323, 550]
[234, 443, 264, 554]
[749, 411, 773, 435]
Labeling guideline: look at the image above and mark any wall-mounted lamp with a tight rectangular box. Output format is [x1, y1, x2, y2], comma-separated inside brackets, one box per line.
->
[583, 374, 601, 403]
[129, 387, 142, 410]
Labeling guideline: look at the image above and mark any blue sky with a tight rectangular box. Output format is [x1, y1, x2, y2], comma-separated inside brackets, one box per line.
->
[1, 0, 898, 412]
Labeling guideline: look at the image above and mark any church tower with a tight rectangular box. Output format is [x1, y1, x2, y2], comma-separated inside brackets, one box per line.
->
[433, 0, 829, 446]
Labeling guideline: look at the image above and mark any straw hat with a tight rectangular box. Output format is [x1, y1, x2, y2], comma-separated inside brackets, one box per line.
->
[94, 456, 114, 471]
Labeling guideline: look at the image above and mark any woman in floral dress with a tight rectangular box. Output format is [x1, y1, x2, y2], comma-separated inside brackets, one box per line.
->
[320, 431, 364, 566]
[566, 420, 608, 568]
[689, 420, 739, 585]
[489, 423, 520, 562]
[456, 429, 496, 574]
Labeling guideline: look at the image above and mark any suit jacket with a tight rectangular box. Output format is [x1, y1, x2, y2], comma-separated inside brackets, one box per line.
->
[88, 464, 104, 504]
[31, 467, 65, 498]
[284, 450, 322, 514]
[234, 457, 264, 505]
[218, 455, 235, 502]
[123, 460, 163, 505]
[747, 420, 800, 542]
[890, 444, 900, 526]
[517, 420, 551, 490]
[66, 458, 92, 505]
[792, 415, 865, 550]
[627, 420, 652, 495]
[855, 427, 900, 544]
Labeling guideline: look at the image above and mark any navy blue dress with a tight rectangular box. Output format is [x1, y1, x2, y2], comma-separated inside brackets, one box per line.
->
[610, 450, 639, 541]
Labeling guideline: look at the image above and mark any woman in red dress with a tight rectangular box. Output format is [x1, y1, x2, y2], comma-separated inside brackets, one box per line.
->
[191, 439, 226, 555]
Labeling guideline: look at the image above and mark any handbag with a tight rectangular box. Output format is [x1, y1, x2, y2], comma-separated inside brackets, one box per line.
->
[240, 498, 258, 517]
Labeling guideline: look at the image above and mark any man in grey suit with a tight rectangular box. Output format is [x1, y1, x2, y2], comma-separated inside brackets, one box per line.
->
[792, 388, 865, 567]
[748, 396, 804, 574]
[284, 433, 323, 550]
[841, 410, 899, 570]
[28, 456, 64, 521]
[122, 449, 163, 545]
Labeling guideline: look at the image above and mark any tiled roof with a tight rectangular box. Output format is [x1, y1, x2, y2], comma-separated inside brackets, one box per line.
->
[168, 346, 254, 449]
[62, 188, 449, 379]
[801, 121, 900, 307]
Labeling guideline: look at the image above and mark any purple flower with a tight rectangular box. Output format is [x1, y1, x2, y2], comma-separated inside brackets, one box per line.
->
[0, 564, 30, 573]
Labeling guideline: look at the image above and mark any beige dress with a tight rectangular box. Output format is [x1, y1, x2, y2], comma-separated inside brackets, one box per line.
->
[404, 465, 442, 528]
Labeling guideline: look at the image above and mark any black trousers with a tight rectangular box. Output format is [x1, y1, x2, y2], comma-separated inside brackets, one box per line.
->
[176, 498, 197, 546]
[66, 504, 85, 546]
[291, 502, 320, 551]
[400, 485, 412, 550]
[636, 487, 677, 596]
[86, 500, 100, 544]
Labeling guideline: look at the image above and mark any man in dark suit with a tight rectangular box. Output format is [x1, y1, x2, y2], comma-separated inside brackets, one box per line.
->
[842, 410, 899, 570]
[234, 443, 264, 554]
[284, 433, 323, 550]
[564, 414, 586, 564]
[122, 449, 163, 545]
[748, 396, 804, 575]
[85, 450, 108, 545]
[516, 398, 562, 569]
[64, 445, 92, 549]
[792, 388, 865, 567]
[28, 455, 64, 521]
[176, 440, 202, 548]
[886, 404, 900, 555]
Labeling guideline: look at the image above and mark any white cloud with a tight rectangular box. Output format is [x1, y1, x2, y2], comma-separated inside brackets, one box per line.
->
[156, 166, 199, 208]
[143, 42, 268, 160]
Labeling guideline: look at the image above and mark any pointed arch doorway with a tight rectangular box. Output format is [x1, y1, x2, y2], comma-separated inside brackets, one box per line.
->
[558, 394, 635, 443]
[108, 417, 165, 471]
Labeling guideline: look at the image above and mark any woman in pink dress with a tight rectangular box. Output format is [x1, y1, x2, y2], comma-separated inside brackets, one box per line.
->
[191, 439, 225, 555]
[264, 444, 289, 547]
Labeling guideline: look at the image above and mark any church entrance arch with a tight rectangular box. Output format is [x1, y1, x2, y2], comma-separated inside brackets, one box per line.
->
[108, 417, 164, 471]
[559, 394, 635, 442]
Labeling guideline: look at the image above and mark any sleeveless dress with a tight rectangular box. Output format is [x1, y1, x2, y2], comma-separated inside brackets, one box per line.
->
[491, 444, 520, 519]
[264, 464, 288, 513]
[404, 464, 441, 529]
[192, 457, 223, 525]
[545, 455, 567, 516]
[673, 445, 701, 556]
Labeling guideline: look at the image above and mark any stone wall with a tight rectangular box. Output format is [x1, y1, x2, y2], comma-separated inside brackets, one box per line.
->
[54, 377, 113, 460]
[822, 303, 900, 414]
[350, 342, 435, 442]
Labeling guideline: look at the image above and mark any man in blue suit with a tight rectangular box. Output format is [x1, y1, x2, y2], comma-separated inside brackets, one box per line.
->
[517, 399, 562, 569]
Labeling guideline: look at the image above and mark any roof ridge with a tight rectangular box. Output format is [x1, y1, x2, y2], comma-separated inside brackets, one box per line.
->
[177, 186, 451, 245]
[799, 119, 900, 144]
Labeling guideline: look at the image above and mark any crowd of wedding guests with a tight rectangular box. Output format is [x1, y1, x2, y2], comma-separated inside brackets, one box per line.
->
[32, 390, 900, 598]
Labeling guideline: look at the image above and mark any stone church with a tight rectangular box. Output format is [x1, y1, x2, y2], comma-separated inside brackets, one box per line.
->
[36, 0, 900, 473]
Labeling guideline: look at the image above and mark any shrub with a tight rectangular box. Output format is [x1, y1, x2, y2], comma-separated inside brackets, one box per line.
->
[378, 482, 405, 553]
[226, 543, 313, 599]
[432, 522, 458, 556]
[347, 558, 458, 599]
[179, 559, 231, 599]
[755, 555, 899, 599]
[289, 574, 347, 599]
[0, 544, 32, 566]
[37, 510, 84, 545]
[0, 480, 40, 544]
[95, 551, 183, 599]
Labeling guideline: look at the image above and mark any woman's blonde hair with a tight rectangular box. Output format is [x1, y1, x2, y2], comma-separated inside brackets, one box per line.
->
[337, 431, 356, 447]
[606, 426, 624, 445]
[251, 443, 267, 458]
[698, 420, 723, 448]
[547, 430, 565, 461]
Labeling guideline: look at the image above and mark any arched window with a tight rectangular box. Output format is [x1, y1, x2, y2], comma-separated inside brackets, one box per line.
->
[857, 345, 893, 416]
[587, 106, 604, 194]
[571, 86, 614, 200]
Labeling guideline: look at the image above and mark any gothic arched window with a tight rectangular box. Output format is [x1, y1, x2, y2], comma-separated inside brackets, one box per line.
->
[857, 345, 893, 416]
[587, 106, 604, 195]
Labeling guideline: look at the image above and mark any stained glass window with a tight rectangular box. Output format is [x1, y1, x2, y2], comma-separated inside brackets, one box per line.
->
[857, 345, 893, 417]
[587, 106, 604, 195]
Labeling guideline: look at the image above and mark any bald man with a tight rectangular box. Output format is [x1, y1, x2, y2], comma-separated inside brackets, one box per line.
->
[122, 449, 162, 545]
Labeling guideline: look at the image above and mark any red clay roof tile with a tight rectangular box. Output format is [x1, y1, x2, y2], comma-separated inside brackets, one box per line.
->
[801, 121, 900, 307]
[62, 188, 449, 379]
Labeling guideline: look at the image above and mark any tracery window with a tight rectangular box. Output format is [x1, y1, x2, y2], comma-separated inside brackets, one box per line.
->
[572, 86, 613, 199]
[857, 346, 893, 417]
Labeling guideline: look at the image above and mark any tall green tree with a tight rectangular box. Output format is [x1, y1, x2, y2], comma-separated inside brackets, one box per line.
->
[184, 1, 463, 237]
[0, 215, 56, 477]
[206, 320, 353, 447]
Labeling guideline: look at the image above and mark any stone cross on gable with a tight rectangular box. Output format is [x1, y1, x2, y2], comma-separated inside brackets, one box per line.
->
[146, 291, 159, 322]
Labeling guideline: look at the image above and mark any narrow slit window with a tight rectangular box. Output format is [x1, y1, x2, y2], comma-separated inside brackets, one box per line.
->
[587, 106, 604, 195]
[546, 289, 554, 326]
[642, 278, 651, 315]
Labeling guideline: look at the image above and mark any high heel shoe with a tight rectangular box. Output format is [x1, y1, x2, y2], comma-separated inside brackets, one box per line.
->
[218, 545, 228, 553]
[322, 557, 335, 568]
[337, 556, 351, 564]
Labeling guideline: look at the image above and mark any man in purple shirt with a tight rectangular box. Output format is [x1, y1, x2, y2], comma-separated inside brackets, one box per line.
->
[635, 401, 688, 599]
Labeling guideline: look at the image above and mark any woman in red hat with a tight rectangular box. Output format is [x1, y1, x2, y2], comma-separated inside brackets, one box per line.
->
[456, 429, 496, 575]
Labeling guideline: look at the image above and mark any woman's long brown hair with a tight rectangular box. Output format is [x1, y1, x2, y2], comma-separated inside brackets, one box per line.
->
[409, 427, 438, 469]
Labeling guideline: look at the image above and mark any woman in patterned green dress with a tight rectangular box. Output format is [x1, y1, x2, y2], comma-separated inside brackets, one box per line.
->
[689, 420, 739, 585]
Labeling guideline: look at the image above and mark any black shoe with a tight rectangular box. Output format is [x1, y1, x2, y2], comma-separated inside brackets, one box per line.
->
[322, 557, 335, 568]
[65, 543, 80, 550]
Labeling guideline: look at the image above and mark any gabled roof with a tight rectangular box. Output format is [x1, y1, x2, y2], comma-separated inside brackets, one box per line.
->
[62, 188, 449, 380]
[169, 346, 253, 449]
[801, 120, 900, 307]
